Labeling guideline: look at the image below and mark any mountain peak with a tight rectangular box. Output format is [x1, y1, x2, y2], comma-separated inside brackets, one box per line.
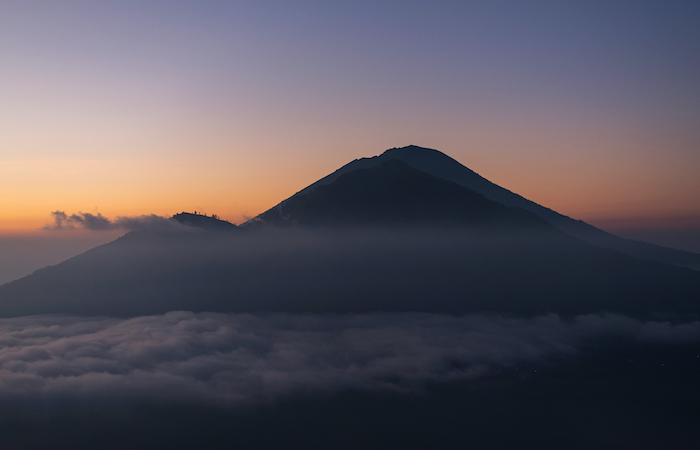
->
[243, 145, 700, 266]
[383, 144, 441, 155]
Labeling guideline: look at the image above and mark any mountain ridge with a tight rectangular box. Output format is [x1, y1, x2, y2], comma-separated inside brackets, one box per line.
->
[172, 212, 237, 231]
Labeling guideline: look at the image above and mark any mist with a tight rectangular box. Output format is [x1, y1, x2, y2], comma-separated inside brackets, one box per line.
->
[614, 226, 700, 260]
[2, 226, 699, 320]
[0, 232, 124, 285]
[0, 212, 196, 285]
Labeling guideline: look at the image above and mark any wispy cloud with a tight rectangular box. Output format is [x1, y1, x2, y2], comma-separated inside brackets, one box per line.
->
[68, 212, 113, 230]
[43, 211, 191, 232]
[45, 210, 71, 230]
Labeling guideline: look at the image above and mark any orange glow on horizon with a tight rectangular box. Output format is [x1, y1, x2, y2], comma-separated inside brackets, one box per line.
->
[3, 145, 699, 236]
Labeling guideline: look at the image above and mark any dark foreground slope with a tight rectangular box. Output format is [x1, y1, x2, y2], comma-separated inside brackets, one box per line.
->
[1, 160, 698, 319]
[268, 145, 700, 266]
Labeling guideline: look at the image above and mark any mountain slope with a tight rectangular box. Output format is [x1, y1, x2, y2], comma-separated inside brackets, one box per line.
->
[257, 145, 699, 266]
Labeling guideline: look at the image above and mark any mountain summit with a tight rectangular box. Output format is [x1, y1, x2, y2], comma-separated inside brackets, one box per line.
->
[249, 145, 700, 267]
[257, 159, 550, 230]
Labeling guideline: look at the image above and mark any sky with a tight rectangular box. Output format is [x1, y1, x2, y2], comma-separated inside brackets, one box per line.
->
[1, 1, 700, 263]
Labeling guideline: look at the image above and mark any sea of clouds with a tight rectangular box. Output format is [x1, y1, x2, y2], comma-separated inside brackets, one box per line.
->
[0, 311, 698, 407]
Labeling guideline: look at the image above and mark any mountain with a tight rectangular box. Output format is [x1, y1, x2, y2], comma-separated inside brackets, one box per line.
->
[257, 159, 552, 230]
[1, 152, 699, 320]
[172, 212, 238, 231]
[253, 145, 699, 267]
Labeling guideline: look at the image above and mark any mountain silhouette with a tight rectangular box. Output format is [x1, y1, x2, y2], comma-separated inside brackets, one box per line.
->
[172, 212, 237, 231]
[253, 145, 699, 267]
[257, 159, 552, 230]
[1, 147, 699, 320]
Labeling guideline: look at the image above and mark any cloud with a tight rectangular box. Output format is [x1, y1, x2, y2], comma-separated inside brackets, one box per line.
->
[0, 312, 697, 406]
[112, 214, 192, 232]
[44, 210, 71, 230]
[43, 212, 192, 232]
[68, 212, 113, 230]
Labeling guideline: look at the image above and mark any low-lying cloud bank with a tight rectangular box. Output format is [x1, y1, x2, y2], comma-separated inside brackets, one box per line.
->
[0, 312, 698, 406]
[43, 211, 191, 232]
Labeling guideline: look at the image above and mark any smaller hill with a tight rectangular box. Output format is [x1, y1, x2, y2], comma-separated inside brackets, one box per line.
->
[171, 212, 237, 231]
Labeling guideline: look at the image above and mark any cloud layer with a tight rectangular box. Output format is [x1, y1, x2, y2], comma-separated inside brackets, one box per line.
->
[44, 211, 191, 232]
[0, 312, 698, 406]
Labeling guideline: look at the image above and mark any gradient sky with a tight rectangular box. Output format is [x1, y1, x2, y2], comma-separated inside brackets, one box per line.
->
[2, 1, 699, 238]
